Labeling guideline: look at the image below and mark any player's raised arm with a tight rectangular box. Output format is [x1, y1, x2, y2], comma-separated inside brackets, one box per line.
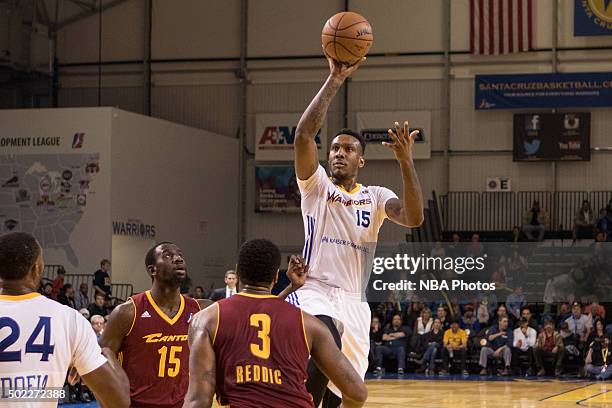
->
[304, 313, 367, 408]
[383, 120, 425, 227]
[182, 305, 218, 408]
[277, 254, 308, 299]
[295, 52, 364, 180]
[98, 300, 135, 354]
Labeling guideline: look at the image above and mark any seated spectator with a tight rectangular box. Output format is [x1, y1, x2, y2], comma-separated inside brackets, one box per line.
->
[506, 287, 526, 320]
[58, 283, 76, 309]
[88, 293, 109, 318]
[492, 304, 513, 328]
[511, 226, 522, 243]
[415, 307, 433, 335]
[584, 322, 612, 380]
[74, 283, 90, 311]
[520, 306, 539, 331]
[41, 282, 53, 299]
[574, 200, 596, 241]
[191, 286, 205, 299]
[51, 266, 66, 300]
[405, 298, 424, 330]
[430, 241, 445, 258]
[535, 319, 564, 376]
[597, 206, 612, 241]
[565, 301, 592, 352]
[522, 200, 547, 242]
[441, 319, 468, 376]
[507, 249, 528, 285]
[437, 305, 450, 330]
[466, 234, 484, 257]
[477, 298, 490, 326]
[415, 318, 444, 375]
[93, 259, 112, 299]
[90, 315, 105, 338]
[512, 318, 537, 375]
[447, 233, 462, 257]
[461, 304, 480, 335]
[370, 316, 383, 364]
[557, 302, 572, 327]
[79, 308, 90, 320]
[375, 314, 410, 377]
[479, 316, 513, 376]
[559, 322, 581, 361]
[585, 297, 606, 321]
[490, 255, 509, 288]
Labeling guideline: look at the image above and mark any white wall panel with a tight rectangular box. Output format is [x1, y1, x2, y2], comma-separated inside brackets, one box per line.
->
[152, 84, 241, 136]
[248, 0, 343, 57]
[350, 0, 445, 53]
[152, 0, 241, 59]
[57, 0, 144, 63]
[557, 153, 612, 191]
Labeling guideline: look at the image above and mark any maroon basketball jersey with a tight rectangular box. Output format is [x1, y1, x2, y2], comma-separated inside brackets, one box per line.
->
[119, 291, 200, 408]
[213, 292, 313, 408]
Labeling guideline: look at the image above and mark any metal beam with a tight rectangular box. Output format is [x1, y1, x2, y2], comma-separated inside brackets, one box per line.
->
[67, 0, 96, 12]
[56, 0, 129, 29]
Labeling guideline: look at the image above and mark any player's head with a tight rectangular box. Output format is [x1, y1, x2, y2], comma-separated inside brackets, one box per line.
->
[328, 128, 366, 181]
[236, 239, 281, 289]
[0, 232, 44, 290]
[145, 242, 187, 287]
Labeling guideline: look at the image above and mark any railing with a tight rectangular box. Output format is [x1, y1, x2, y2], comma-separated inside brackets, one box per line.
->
[439, 190, 612, 233]
[41, 266, 133, 302]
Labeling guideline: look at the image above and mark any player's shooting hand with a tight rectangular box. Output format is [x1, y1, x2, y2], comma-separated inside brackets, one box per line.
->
[324, 46, 365, 81]
[383, 120, 419, 163]
[287, 255, 308, 291]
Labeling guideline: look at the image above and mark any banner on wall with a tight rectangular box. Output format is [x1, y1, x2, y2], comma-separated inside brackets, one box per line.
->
[255, 165, 301, 213]
[475, 72, 612, 109]
[574, 0, 612, 36]
[255, 113, 327, 161]
[355, 111, 431, 160]
[513, 113, 591, 161]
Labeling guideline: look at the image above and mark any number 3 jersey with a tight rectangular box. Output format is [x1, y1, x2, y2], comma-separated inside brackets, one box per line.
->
[0, 292, 107, 408]
[298, 165, 398, 293]
[213, 293, 312, 408]
[119, 291, 200, 408]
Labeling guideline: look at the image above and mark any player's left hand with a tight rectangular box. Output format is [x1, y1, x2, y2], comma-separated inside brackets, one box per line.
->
[383, 120, 419, 163]
[287, 255, 308, 291]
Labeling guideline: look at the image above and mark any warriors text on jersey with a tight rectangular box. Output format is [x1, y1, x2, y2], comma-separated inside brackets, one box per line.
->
[0, 293, 106, 408]
[119, 291, 200, 408]
[213, 293, 312, 408]
[298, 165, 397, 293]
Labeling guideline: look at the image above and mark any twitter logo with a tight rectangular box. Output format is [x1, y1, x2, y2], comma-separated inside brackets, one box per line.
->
[524, 139, 541, 155]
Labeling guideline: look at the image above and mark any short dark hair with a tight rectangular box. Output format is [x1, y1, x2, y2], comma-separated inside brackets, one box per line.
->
[0, 232, 41, 280]
[334, 128, 366, 154]
[94, 292, 105, 300]
[519, 317, 529, 326]
[145, 242, 174, 268]
[100, 259, 110, 267]
[237, 239, 281, 286]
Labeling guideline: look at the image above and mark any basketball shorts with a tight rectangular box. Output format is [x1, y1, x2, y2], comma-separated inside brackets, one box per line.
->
[287, 280, 371, 398]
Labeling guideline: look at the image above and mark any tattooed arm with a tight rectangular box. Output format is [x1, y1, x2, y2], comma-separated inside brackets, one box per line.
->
[294, 52, 364, 180]
[182, 305, 218, 408]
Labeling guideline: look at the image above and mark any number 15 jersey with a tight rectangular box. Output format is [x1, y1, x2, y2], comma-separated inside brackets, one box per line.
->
[298, 165, 397, 293]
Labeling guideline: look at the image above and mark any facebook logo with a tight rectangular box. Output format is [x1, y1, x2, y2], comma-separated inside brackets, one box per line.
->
[525, 115, 540, 131]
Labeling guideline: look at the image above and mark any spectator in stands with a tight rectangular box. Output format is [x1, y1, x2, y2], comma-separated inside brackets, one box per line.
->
[88, 293, 109, 318]
[437, 305, 450, 330]
[79, 308, 90, 320]
[375, 314, 410, 377]
[492, 304, 512, 327]
[512, 318, 537, 375]
[461, 304, 480, 335]
[477, 298, 490, 326]
[405, 298, 424, 330]
[41, 282, 53, 299]
[566, 301, 592, 351]
[522, 200, 547, 242]
[192, 286, 205, 299]
[430, 241, 445, 258]
[559, 322, 581, 361]
[479, 316, 513, 376]
[534, 319, 564, 376]
[506, 287, 526, 320]
[447, 232, 462, 257]
[574, 200, 596, 241]
[91, 315, 105, 338]
[511, 226, 522, 243]
[93, 259, 112, 299]
[74, 282, 90, 311]
[51, 266, 66, 300]
[520, 307, 539, 331]
[415, 307, 433, 335]
[558, 302, 572, 327]
[415, 318, 444, 375]
[466, 234, 484, 257]
[508, 248, 528, 285]
[58, 283, 76, 309]
[209, 269, 238, 301]
[370, 316, 383, 359]
[441, 319, 468, 376]
[597, 206, 612, 241]
[584, 320, 612, 380]
[585, 297, 606, 321]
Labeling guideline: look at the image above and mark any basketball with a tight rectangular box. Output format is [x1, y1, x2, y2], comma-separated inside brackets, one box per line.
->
[321, 12, 373, 65]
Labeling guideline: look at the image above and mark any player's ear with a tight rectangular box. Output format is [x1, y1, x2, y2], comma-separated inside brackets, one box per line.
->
[359, 157, 365, 168]
[147, 265, 156, 277]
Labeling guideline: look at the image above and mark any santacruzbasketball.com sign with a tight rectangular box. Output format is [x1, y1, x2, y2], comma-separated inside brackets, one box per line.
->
[255, 113, 327, 161]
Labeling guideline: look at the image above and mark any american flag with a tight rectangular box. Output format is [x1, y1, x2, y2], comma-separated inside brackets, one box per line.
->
[470, 0, 533, 55]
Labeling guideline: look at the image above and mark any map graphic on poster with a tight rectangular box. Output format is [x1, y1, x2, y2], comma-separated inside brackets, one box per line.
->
[0, 153, 101, 266]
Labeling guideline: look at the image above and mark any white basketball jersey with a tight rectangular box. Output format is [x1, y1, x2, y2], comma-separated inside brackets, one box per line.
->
[0, 293, 106, 408]
[298, 165, 397, 293]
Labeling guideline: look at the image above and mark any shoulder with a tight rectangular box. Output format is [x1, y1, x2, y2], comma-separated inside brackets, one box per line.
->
[109, 299, 136, 324]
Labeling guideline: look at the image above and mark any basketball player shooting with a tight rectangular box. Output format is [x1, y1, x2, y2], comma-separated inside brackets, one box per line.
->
[292, 51, 424, 407]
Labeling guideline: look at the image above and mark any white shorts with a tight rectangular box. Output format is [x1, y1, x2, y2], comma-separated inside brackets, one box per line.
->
[287, 280, 371, 397]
